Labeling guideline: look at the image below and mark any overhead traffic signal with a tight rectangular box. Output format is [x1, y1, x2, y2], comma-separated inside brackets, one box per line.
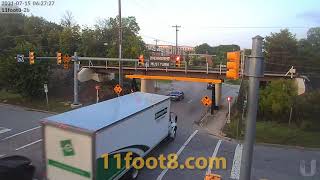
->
[226, 51, 240, 79]
[29, 51, 35, 65]
[138, 55, 144, 65]
[63, 54, 71, 69]
[57, 52, 62, 65]
[175, 55, 181, 67]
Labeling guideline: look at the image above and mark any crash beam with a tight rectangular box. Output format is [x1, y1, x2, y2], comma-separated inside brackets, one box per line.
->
[125, 75, 222, 84]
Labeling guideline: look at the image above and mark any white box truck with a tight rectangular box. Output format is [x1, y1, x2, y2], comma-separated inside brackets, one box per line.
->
[41, 92, 177, 180]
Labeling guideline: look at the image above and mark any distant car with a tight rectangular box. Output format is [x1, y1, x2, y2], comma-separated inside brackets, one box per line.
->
[167, 90, 184, 101]
[207, 83, 213, 90]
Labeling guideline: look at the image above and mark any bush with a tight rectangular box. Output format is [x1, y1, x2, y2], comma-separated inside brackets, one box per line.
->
[258, 79, 297, 122]
[0, 57, 49, 98]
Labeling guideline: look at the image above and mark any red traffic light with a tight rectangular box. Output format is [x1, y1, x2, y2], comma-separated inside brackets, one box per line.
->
[227, 96, 232, 102]
[138, 55, 144, 65]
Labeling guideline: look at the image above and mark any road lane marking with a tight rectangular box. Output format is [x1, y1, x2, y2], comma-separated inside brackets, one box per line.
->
[156, 130, 198, 180]
[187, 99, 193, 104]
[1, 126, 41, 141]
[0, 127, 11, 134]
[230, 144, 243, 179]
[206, 140, 222, 174]
[0, 154, 6, 158]
[15, 139, 43, 151]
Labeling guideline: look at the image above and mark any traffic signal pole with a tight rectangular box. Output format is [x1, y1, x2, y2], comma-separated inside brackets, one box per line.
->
[240, 36, 264, 180]
[71, 52, 81, 107]
[118, 0, 123, 87]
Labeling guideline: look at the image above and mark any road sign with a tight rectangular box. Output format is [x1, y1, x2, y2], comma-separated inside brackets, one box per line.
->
[16, 54, 24, 63]
[95, 85, 101, 90]
[44, 84, 48, 93]
[201, 96, 212, 107]
[113, 84, 122, 95]
[205, 174, 221, 180]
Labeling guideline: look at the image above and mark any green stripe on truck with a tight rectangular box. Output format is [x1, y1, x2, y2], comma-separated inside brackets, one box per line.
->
[48, 159, 91, 178]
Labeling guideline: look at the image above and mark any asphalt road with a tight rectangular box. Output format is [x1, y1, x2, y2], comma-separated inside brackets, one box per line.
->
[0, 81, 320, 180]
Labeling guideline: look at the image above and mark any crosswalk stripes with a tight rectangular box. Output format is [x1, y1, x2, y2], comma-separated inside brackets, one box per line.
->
[230, 144, 243, 179]
[0, 127, 11, 134]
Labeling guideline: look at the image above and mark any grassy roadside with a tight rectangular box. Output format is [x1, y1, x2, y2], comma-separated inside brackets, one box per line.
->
[0, 90, 72, 113]
[157, 80, 172, 84]
[224, 79, 241, 85]
[224, 118, 320, 148]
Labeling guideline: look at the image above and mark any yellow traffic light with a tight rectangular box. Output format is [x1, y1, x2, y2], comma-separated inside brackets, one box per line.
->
[138, 55, 144, 65]
[226, 51, 240, 79]
[63, 54, 71, 69]
[175, 56, 181, 67]
[57, 52, 62, 65]
[29, 51, 35, 65]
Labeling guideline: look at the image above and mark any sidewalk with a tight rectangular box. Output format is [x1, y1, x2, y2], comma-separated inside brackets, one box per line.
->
[200, 83, 240, 138]
[201, 105, 229, 137]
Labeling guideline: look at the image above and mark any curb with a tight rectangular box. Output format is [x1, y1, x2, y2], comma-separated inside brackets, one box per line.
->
[194, 109, 210, 127]
[0, 103, 58, 115]
[227, 137, 320, 151]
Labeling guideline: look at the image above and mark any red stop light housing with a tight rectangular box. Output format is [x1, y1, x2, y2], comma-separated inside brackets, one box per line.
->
[138, 55, 144, 65]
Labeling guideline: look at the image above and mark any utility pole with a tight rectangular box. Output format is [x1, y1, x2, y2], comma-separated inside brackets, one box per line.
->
[240, 36, 264, 180]
[154, 39, 159, 52]
[118, 0, 123, 87]
[172, 25, 181, 55]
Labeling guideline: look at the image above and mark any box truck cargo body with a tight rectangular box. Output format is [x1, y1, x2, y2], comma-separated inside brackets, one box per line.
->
[41, 92, 177, 180]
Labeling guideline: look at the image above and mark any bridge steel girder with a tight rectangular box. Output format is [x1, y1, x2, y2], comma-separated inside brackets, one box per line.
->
[125, 74, 223, 84]
[83, 66, 295, 81]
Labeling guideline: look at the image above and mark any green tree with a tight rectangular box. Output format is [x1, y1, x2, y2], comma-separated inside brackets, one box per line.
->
[264, 29, 298, 72]
[194, 43, 213, 54]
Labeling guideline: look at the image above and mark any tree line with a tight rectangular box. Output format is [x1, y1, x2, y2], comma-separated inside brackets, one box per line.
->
[0, 12, 147, 97]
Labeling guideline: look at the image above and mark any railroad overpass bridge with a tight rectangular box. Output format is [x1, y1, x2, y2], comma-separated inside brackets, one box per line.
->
[78, 61, 299, 109]
[81, 65, 295, 81]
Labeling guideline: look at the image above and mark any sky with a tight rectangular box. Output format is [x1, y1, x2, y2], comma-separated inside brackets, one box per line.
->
[22, 0, 320, 48]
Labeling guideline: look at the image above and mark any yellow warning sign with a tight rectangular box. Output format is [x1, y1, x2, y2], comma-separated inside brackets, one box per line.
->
[204, 173, 221, 180]
[201, 96, 212, 107]
[113, 84, 122, 95]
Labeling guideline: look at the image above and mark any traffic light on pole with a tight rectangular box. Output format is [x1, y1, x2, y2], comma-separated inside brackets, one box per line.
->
[29, 51, 35, 65]
[138, 55, 144, 65]
[175, 55, 181, 67]
[226, 51, 240, 79]
[57, 52, 62, 65]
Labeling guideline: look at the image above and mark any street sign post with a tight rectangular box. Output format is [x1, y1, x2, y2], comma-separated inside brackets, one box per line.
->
[95, 85, 101, 103]
[44, 83, 49, 109]
[227, 96, 232, 123]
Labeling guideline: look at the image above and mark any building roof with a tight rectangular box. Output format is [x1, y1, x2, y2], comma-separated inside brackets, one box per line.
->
[45, 92, 169, 132]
